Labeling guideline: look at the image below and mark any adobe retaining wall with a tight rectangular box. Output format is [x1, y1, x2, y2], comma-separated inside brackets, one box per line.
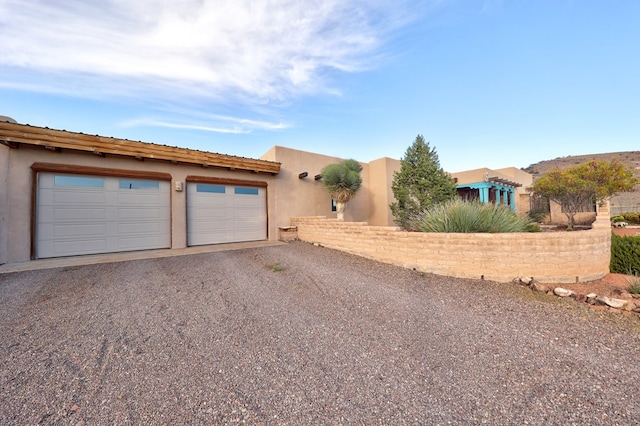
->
[290, 217, 612, 284]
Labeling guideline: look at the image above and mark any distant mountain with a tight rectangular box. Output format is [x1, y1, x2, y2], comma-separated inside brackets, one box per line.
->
[522, 151, 640, 215]
[523, 151, 640, 177]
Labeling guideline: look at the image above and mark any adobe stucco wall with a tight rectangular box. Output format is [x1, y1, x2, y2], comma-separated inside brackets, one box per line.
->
[260, 146, 400, 228]
[291, 217, 611, 284]
[0, 144, 278, 264]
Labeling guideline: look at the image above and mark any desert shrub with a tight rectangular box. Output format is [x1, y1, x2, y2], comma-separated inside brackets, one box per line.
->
[528, 208, 549, 223]
[419, 200, 538, 233]
[610, 233, 640, 275]
[620, 212, 640, 224]
[611, 215, 626, 223]
[627, 276, 640, 295]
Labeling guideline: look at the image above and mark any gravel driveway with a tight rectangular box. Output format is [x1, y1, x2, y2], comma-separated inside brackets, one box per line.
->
[1, 241, 639, 424]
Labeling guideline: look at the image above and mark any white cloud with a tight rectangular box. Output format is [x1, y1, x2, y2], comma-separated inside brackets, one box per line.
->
[120, 114, 290, 134]
[0, 0, 414, 103]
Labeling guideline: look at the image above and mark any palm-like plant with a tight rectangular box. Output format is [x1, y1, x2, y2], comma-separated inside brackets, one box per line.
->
[321, 159, 363, 220]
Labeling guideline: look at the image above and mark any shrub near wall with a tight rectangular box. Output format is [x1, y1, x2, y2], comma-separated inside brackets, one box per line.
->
[610, 233, 640, 275]
[291, 217, 611, 284]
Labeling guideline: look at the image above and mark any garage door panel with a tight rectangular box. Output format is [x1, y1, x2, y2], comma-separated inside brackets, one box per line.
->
[53, 190, 107, 205]
[189, 206, 227, 219]
[37, 223, 108, 240]
[187, 184, 266, 246]
[54, 223, 108, 238]
[117, 192, 165, 205]
[117, 207, 165, 220]
[50, 239, 108, 257]
[52, 207, 108, 221]
[118, 235, 168, 250]
[117, 220, 168, 234]
[37, 173, 170, 258]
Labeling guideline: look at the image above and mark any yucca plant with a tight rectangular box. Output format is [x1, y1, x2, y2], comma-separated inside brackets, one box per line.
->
[419, 199, 538, 233]
[320, 159, 363, 221]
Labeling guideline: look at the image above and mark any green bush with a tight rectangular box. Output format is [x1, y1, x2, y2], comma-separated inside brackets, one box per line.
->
[611, 215, 626, 223]
[620, 212, 640, 224]
[527, 208, 548, 223]
[610, 233, 640, 275]
[419, 200, 538, 233]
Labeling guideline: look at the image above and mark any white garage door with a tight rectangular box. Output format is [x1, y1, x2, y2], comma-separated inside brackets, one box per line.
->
[36, 173, 171, 258]
[187, 183, 266, 246]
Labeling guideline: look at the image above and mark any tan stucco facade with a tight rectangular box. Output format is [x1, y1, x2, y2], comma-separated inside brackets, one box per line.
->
[260, 146, 400, 229]
[2, 121, 540, 265]
[0, 142, 279, 264]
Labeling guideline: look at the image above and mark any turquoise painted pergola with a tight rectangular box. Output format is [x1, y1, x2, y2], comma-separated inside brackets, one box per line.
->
[456, 175, 522, 212]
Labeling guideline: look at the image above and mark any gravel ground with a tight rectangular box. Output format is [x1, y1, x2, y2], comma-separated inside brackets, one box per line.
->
[1, 241, 639, 425]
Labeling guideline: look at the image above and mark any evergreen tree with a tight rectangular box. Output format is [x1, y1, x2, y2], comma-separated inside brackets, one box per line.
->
[390, 135, 457, 230]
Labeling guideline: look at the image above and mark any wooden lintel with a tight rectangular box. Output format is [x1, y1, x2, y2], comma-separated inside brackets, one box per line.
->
[0, 140, 19, 149]
[44, 145, 62, 153]
[0, 121, 282, 174]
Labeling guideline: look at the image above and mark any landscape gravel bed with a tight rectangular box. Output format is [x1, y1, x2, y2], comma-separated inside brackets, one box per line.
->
[1, 241, 639, 424]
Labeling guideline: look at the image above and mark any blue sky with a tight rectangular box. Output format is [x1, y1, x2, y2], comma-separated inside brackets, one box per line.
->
[1, 0, 638, 172]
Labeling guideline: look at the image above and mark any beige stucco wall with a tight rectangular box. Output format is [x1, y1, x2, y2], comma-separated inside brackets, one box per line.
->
[368, 157, 401, 226]
[0, 145, 278, 264]
[549, 200, 596, 226]
[0, 145, 9, 264]
[291, 217, 611, 284]
[261, 146, 398, 229]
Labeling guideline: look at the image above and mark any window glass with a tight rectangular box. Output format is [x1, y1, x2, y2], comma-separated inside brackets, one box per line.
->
[331, 199, 337, 212]
[54, 175, 104, 188]
[234, 187, 259, 195]
[119, 179, 160, 190]
[197, 184, 225, 194]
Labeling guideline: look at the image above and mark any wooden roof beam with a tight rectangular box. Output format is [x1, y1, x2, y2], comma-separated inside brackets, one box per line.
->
[1, 140, 19, 149]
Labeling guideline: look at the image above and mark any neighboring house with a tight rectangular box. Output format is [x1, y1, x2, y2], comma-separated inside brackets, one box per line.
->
[0, 119, 534, 265]
[451, 167, 533, 216]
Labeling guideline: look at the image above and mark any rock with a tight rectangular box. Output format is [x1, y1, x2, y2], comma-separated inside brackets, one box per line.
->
[554, 287, 575, 297]
[586, 293, 598, 304]
[572, 293, 587, 303]
[624, 301, 636, 311]
[595, 296, 627, 309]
[531, 282, 550, 293]
[514, 276, 532, 285]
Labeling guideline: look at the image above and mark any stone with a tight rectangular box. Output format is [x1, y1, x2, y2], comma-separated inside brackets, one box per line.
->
[514, 276, 532, 285]
[554, 287, 575, 297]
[572, 293, 587, 303]
[595, 296, 627, 310]
[531, 282, 550, 293]
[624, 301, 636, 312]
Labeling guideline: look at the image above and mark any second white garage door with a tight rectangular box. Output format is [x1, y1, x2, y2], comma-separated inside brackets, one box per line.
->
[187, 183, 267, 246]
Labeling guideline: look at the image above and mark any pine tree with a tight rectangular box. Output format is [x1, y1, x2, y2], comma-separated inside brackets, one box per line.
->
[390, 135, 457, 230]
